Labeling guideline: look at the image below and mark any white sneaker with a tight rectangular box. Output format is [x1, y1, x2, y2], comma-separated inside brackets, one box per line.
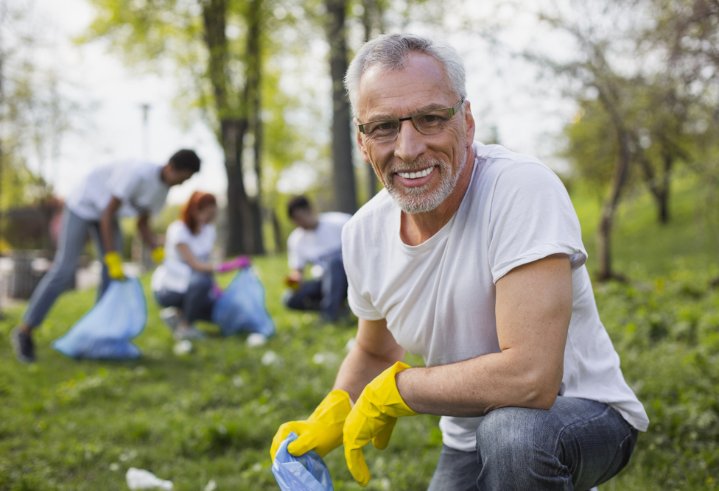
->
[159, 307, 180, 332]
[174, 325, 205, 340]
[173, 339, 194, 356]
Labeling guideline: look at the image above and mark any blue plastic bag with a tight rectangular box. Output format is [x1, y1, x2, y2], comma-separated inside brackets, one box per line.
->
[53, 278, 146, 359]
[211, 268, 275, 337]
[272, 433, 334, 491]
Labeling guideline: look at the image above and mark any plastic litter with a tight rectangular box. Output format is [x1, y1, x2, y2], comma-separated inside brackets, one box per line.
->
[211, 268, 275, 337]
[173, 339, 193, 356]
[246, 332, 268, 347]
[126, 467, 173, 490]
[261, 350, 279, 366]
[272, 432, 334, 491]
[53, 278, 146, 359]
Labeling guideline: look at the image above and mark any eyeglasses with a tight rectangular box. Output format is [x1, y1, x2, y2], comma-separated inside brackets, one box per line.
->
[358, 97, 465, 142]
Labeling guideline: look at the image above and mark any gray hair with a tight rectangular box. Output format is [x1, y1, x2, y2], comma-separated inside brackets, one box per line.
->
[344, 33, 467, 117]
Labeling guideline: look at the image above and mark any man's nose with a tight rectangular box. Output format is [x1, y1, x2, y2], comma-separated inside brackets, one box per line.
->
[393, 119, 426, 163]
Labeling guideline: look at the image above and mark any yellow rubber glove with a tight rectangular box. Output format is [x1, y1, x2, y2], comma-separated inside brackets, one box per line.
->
[104, 251, 125, 280]
[150, 246, 165, 264]
[343, 361, 416, 486]
[270, 389, 351, 461]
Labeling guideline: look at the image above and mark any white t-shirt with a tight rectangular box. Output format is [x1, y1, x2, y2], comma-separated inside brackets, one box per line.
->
[151, 221, 216, 293]
[287, 212, 352, 270]
[67, 161, 169, 220]
[342, 143, 649, 452]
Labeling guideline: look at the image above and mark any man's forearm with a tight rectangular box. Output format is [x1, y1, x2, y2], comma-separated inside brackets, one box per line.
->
[333, 343, 400, 402]
[137, 215, 156, 248]
[396, 349, 562, 417]
[100, 197, 123, 253]
[99, 214, 116, 253]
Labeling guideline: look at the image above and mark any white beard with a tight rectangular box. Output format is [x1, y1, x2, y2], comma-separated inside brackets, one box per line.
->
[385, 146, 467, 214]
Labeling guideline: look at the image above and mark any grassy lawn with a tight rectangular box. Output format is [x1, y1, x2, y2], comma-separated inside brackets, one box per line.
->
[1, 179, 717, 490]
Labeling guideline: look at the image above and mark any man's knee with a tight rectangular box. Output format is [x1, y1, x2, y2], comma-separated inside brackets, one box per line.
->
[476, 406, 561, 467]
[283, 290, 299, 309]
[44, 266, 76, 291]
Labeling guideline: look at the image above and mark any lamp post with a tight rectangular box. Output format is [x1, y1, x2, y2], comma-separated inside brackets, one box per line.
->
[140, 103, 151, 158]
[139, 103, 152, 271]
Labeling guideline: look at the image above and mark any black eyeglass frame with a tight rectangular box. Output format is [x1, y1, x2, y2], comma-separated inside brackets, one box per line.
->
[357, 97, 466, 140]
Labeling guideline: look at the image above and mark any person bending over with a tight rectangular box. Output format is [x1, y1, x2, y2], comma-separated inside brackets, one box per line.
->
[12, 149, 201, 363]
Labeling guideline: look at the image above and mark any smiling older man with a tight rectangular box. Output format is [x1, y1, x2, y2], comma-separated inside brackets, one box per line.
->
[271, 33, 648, 490]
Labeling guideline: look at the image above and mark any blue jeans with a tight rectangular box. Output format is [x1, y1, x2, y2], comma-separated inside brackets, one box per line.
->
[283, 253, 348, 322]
[23, 207, 122, 328]
[153, 272, 215, 323]
[427, 397, 638, 491]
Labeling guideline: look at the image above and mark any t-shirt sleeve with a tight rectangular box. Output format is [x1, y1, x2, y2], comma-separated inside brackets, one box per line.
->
[487, 162, 587, 283]
[287, 231, 303, 270]
[165, 222, 185, 249]
[342, 219, 384, 321]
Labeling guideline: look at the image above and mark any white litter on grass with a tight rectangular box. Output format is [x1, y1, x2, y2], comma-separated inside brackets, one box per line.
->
[173, 340, 193, 356]
[312, 352, 339, 365]
[119, 450, 138, 462]
[261, 350, 279, 366]
[126, 467, 173, 490]
[246, 332, 268, 347]
[203, 479, 217, 491]
[345, 337, 357, 352]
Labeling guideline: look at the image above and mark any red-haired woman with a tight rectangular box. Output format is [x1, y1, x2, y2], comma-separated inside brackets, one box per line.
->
[151, 191, 221, 339]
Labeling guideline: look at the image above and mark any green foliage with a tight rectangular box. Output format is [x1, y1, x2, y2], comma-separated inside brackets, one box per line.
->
[1, 179, 718, 490]
[562, 98, 618, 194]
[1, 2, 77, 213]
[0, 157, 51, 210]
[573, 172, 719, 276]
[593, 270, 719, 490]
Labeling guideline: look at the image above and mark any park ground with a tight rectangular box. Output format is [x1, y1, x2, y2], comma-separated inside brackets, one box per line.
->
[1, 177, 718, 490]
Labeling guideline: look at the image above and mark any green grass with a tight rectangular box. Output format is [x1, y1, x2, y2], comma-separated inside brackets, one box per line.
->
[1, 179, 717, 490]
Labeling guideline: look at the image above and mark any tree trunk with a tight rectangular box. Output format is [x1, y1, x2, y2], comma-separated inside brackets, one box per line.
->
[635, 140, 672, 225]
[269, 208, 284, 253]
[203, 0, 265, 255]
[596, 131, 632, 282]
[325, 0, 357, 213]
[246, 0, 265, 254]
[360, 0, 384, 202]
[658, 150, 672, 224]
[595, 85, 632, 282]
[222, 118, 253, 256]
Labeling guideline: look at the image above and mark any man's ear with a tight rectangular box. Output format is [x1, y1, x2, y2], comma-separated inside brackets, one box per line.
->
[463, 100, 476, 143]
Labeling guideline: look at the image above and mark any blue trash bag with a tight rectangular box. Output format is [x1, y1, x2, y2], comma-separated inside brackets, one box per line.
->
[272, 432, 334, 491]
[53, 278, 147, 359]
[211, 268, 275, 337]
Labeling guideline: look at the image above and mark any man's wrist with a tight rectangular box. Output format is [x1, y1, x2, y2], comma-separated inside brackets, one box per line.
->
[393, 366, 416, 413]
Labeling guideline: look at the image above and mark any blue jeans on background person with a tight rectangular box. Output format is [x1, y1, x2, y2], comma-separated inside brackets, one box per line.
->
[153, 272, 215, 324]
[427, 397, 638, 491]
[283, 253, 348, 322]
[23, 207, 122, 329]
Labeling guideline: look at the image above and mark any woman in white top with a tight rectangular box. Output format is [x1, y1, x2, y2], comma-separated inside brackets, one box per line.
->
[152, 191, 227, 339]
